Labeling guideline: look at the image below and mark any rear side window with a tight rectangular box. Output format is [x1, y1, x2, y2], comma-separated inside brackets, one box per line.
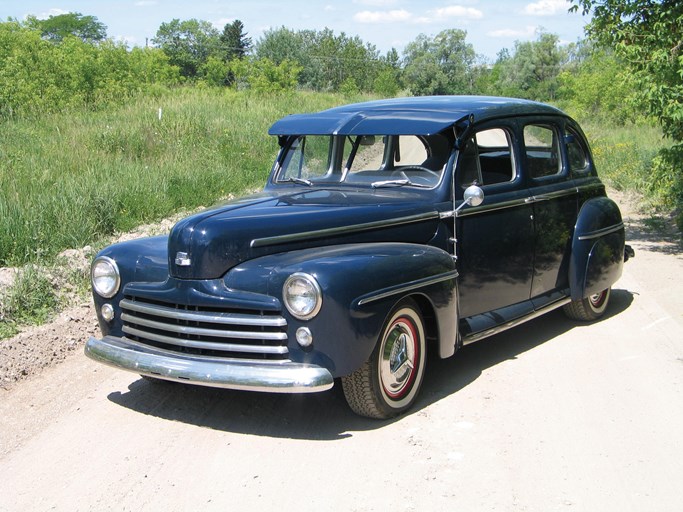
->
[566, 128, 589, 173]
[458, 128, 515, 188]
[524, 124, 562, 178]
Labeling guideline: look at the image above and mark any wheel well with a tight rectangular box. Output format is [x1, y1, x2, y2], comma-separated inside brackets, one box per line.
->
[410, 294, 439, 355]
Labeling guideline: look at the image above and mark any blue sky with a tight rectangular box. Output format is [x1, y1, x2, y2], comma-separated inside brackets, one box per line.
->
[4, 0, 590, 61]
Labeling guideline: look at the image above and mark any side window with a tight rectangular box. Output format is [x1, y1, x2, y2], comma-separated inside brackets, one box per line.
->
[524, 124, 562, 178]
[458, 128, 515, 188]
[281, 136, 332, 181]
[393, 135, 429, 168]
[566, 128, 589, 173]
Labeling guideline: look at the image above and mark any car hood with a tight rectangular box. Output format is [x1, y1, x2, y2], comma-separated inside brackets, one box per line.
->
[168, 188, 441, 279]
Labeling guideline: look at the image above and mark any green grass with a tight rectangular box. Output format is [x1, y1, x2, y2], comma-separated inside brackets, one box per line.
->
[0, 88, 348, 267]
[580, 122, 666, 197]
[0, 264, 60, 337]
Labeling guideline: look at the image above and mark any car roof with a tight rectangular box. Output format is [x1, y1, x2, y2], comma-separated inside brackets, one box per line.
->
[268, 96, 566, 136]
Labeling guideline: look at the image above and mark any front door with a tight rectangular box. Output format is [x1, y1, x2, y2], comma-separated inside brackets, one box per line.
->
[454, 125, 535, 321]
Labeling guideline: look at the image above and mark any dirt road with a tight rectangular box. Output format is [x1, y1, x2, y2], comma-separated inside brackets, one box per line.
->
[1, 193, 682, 512]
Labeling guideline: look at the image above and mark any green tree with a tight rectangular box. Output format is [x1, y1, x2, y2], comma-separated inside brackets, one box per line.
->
[557, 46, 638, 124]
[255, 27, 380, 92]
[488, 32, 567, 101]
[25, 12, 107, 43]
[220, 19, 252, 61]
[570, 0, 683, 142]
[152, 19, 221, 78]
[402, 29, 476, 96]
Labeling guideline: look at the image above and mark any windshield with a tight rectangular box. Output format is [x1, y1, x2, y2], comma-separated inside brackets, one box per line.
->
[275, 133, 452, 189]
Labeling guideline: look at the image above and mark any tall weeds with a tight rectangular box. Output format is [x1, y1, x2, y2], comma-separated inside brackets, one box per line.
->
[0, 88, 344, 266]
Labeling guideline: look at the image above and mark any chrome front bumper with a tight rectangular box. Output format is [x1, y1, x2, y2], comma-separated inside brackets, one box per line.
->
[85, 335, 334, 393]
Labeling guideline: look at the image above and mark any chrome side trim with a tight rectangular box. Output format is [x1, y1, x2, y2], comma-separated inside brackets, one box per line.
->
[120, 299, 286, 327]
[526, 187, 579, 202]
[122, 325, 289, 354]
[577, 222, 624, 241]
[356, 270, 458, 306]
[121, 313, 288, 341]
[575, 183, 605, 194]
[462, 297, 571, 345]
[85, 336, 333, 393]
[250, 211, 440, 248]
[456, 197, 530, 217]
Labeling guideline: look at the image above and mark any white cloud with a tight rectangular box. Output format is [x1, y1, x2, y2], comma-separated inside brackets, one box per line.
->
[353, 9, 412, 23]
[524, 0, 570, 16]
[36, 8, 68, 19]
[134, 1, 158, 6]
[431, 6, 484, 20]
[487, 25, 537, 38]
[352, 0, 398, 6]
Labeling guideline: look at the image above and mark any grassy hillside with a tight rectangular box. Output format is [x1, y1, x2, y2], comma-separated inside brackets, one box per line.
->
[0, 88, 349, 267]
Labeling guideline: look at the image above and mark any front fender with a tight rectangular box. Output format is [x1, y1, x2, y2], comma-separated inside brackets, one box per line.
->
[226, 243, 458, 376]
[569, 197, 625, 300]
[92, 236, 169, 335]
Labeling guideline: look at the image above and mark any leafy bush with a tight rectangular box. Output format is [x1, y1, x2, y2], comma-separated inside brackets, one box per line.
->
[228, 57, 302, 93]
[0, 21, 179, 118]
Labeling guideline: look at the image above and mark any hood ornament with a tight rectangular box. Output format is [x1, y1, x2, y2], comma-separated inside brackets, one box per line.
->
[175, 252, 191, 267]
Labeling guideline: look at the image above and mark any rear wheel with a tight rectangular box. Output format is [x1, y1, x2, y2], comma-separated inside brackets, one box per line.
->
[563, 287, 611, 321]
[342, 299, 426, 419]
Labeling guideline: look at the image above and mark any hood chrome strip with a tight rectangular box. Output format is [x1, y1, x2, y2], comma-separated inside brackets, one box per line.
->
[250, 211, 439, 248]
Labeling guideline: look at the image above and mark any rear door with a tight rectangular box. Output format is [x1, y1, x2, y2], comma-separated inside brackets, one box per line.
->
[522, 120, 578, 306]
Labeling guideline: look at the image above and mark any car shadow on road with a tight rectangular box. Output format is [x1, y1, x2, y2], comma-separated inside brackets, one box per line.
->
[107, 288, 633, 440]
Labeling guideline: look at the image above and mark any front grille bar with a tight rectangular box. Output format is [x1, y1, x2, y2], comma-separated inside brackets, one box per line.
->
[121, 313, 288, 341]
[120, 298, 286, 327]
[122, 326, 289, 355]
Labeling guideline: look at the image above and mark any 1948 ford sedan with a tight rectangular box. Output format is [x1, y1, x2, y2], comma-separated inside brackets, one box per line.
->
[85, 96, 632, 419]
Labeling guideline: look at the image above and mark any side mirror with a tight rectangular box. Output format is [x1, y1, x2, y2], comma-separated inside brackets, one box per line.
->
[452, 184, 484, 216]
[440, 184, 485, 220]
[463, 184, 484, 207]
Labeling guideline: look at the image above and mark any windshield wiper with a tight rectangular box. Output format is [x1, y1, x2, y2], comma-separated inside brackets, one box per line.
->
[371, 179, 430, 189]
[281, 177, 313, 186]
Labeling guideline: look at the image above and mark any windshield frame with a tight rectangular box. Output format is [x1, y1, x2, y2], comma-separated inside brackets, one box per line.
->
[272, 133, 453, 191]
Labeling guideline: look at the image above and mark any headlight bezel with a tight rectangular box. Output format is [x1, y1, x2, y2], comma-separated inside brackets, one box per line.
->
[91, 256, 121, 299]
[282, 272, 323, 321]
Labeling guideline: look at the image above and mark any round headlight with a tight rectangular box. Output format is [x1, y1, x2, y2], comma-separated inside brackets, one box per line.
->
[283, 273, 322, 320]
[91, 256, 120, 298]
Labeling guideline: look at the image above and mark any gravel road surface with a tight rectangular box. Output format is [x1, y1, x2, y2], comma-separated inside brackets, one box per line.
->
[1, 192, 681, 512]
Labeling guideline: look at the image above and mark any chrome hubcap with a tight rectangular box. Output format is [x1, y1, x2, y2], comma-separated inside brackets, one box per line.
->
[380, 319, 417, 399]
[589, 290, 607, 308]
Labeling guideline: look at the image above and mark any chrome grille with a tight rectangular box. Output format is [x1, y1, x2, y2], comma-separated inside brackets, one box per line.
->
[120, 297, 289, 360]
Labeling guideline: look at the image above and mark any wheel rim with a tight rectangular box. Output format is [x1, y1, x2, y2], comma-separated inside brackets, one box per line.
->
[589, 289, 608, 309]
[379, 317, 419, 400]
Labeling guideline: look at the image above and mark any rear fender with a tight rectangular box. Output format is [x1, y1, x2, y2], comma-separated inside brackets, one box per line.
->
[569, 197, 625, 300]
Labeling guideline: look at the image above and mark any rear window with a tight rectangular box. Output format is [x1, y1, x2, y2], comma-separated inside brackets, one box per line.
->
[524, 125, 562, 178]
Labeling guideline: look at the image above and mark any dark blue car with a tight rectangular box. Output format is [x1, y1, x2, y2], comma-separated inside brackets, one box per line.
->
[86, 96, 632, 419]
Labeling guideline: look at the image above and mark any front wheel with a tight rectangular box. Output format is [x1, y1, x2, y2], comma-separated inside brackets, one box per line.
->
[563, 287, 611, 321]
[341, 299, 427, 419]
